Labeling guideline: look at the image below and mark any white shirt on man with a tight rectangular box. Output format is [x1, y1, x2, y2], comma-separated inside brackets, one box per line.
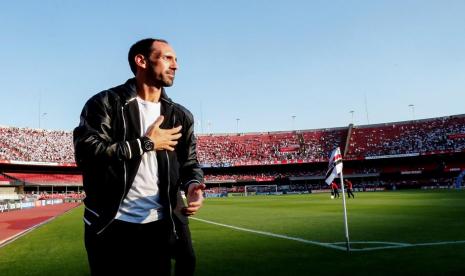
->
[115, 97, 163, 223]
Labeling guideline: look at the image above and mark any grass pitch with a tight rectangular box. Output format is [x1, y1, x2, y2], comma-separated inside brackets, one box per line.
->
[1, 190, 465, 275]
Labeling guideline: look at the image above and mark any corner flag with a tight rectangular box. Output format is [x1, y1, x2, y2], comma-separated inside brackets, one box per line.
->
[325, 147, 351, 252]
[325, 147, 343, 185]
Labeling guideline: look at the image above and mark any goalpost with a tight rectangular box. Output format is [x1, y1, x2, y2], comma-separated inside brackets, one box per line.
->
[244, 185, 278, 196]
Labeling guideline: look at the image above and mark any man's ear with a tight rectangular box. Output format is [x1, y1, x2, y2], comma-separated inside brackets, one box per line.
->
[135, 54, 147, 70]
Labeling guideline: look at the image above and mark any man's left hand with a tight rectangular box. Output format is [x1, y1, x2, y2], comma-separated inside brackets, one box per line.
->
[183, 183, 206, 216]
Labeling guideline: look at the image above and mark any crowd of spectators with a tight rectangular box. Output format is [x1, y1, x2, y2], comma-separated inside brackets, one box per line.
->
[346, 115, 465, 159]
[0, 127, 74, 163]
[0, 114, 464, 166]
[204, 186, 245, 195]
[205, 172, 276, 182]
[34, 192, 86, 200]
[2, 117, 463, 198]
[197, 129, 346, 167]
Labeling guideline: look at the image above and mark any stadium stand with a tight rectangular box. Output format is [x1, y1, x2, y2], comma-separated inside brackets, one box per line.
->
[1, 114, 463, 165]
[0, 127, 74, 164]
[0, 114, 464, 195]
[0, 174, 11, 184]
[4, 173, 82, 186]
[196, 128, 347, 167]
[345, 114, 465, 159]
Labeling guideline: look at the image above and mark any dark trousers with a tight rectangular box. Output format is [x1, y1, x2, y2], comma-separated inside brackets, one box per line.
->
[173, 217, 196, 276]
[347, 189, 355, 198]
[85, 219, 171, 276]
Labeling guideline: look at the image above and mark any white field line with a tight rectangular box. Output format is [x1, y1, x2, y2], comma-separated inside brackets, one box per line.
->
[330, 241, 411, 246]
[192, 217, 465, 252]
[192, 217, 346, 251]
[347, 240, 465, 252]
[0, 217, 56, 248]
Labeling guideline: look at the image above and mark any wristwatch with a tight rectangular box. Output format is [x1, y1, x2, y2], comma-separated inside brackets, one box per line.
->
[140, 136, 154, 152]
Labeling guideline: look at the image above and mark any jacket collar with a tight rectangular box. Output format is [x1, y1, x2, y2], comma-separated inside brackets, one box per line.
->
[120, 78, 173, 106]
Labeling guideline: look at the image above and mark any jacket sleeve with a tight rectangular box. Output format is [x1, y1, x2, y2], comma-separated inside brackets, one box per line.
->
[177, 108, 204, 192]
[73, 92, 144, 168]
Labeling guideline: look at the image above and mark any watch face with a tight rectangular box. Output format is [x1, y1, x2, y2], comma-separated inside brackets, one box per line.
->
[144, 139, 154, 151]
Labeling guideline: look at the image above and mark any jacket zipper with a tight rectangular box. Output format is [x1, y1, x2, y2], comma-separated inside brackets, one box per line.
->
[85, 206, 100, 217]
[167, 113, 178, 239]
[166, 151, 178, 240]
[97, 104, 128, 235]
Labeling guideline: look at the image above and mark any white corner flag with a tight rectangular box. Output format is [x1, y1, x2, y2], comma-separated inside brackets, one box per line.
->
[325, 147, 343, 185]
[325, 147, 351, 252]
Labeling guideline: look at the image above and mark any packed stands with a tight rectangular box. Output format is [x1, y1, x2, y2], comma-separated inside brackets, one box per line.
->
[0, 114, 464, 192]
[346, 115, 465, 159]
[0, 127, 74, 164]
[196, 128, 347, 167]
[0, 115, 462, 207]
[1, 114, 464, 166]
[34, 192, 85, 200]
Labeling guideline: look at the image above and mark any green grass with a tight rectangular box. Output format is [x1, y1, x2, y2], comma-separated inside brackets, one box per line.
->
[1, 190, 465, 275]
[0, 206, 88, 275]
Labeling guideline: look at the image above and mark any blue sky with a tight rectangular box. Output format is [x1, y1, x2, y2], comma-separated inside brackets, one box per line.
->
[0, 0, 464, 133]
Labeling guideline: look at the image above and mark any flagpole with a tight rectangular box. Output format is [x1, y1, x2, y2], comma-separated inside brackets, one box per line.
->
[339, 172, 351, 252]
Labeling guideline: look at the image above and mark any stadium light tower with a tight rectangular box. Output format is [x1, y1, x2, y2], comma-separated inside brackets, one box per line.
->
[292, 115, 296, 130]
[196, 120, 202, 134]
[39, 112, 47, 129]
[408, 104, 415, 120]
[349, 110, 354, 124]
[236, 118, 240, 133]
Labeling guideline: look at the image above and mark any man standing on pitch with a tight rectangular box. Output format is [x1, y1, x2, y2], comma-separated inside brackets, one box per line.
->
[331, 181, 340, 198]
[345, 179, 355, 198]
[74, 38, 205, 275]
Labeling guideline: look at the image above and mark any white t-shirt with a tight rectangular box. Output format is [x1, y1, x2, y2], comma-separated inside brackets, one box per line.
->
[115, 97, 163, 223]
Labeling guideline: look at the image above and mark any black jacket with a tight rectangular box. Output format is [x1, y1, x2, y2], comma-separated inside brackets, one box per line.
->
[73, 78, 203, 235]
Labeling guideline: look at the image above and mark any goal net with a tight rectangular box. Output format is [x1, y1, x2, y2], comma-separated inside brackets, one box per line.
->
[244, 185, 278, 196]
